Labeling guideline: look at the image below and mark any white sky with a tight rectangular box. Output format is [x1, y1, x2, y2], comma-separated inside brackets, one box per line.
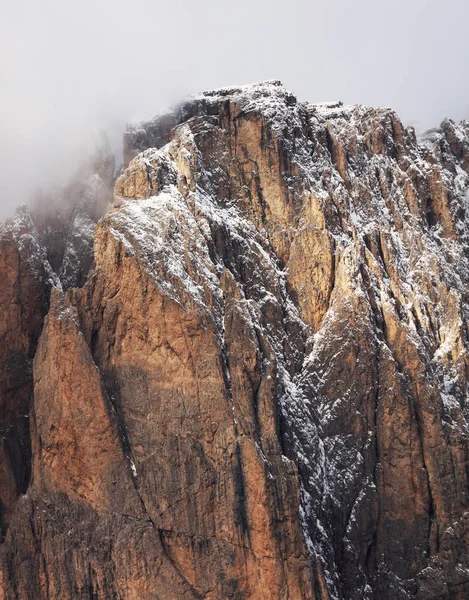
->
[1, 0, 468, 218]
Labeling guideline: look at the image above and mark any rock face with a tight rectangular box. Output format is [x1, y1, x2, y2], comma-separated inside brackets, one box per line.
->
[1, 81, 469, 599]
[0, 142, 113, 538]
[0, 208, 51, 535]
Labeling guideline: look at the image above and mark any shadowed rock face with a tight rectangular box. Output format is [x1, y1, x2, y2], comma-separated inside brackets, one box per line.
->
[0, 143, 113, 537]
[0, 209, 50, 535]
[1, 81, 469, 599]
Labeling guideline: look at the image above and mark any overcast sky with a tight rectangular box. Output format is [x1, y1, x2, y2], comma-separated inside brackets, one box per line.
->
[1, 0, 468, 218]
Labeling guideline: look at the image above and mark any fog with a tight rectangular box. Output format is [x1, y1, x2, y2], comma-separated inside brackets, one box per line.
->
[1, 0, 468, 219]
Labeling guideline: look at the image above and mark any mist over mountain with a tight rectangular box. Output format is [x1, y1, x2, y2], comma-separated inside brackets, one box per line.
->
[1, 78, 469, 599]
[2, 2, 469, 599]
[2, 0, 469, 218]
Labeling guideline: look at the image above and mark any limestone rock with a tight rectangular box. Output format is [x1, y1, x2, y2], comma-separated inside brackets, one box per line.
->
[1, 81, 469, 599]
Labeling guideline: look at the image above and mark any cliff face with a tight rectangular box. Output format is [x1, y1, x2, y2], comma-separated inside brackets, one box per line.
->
[0, 143, 113, 537]
[1, 81, 469, 599]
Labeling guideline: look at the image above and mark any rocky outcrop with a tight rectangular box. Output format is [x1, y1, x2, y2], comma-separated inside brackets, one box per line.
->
[0, 209, 52, 535]
[1, 81, 469, 599]
[0, 142, 113, 538]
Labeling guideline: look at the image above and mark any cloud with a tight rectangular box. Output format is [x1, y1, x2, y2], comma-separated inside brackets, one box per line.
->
[1, 0, 468, 219]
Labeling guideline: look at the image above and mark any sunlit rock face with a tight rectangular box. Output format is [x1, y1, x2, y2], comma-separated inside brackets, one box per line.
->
[1, 80, 469, 599]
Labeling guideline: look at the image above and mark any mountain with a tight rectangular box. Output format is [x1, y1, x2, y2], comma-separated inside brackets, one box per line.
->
[1, 80, 469, 599]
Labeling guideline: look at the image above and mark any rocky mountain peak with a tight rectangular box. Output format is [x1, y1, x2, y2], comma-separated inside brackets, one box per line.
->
[1, 82, 469, 599]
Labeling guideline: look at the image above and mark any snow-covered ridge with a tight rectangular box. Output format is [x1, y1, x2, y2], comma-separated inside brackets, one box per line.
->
[3, 79, 469, 599]
[113, 81, 469, 599]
